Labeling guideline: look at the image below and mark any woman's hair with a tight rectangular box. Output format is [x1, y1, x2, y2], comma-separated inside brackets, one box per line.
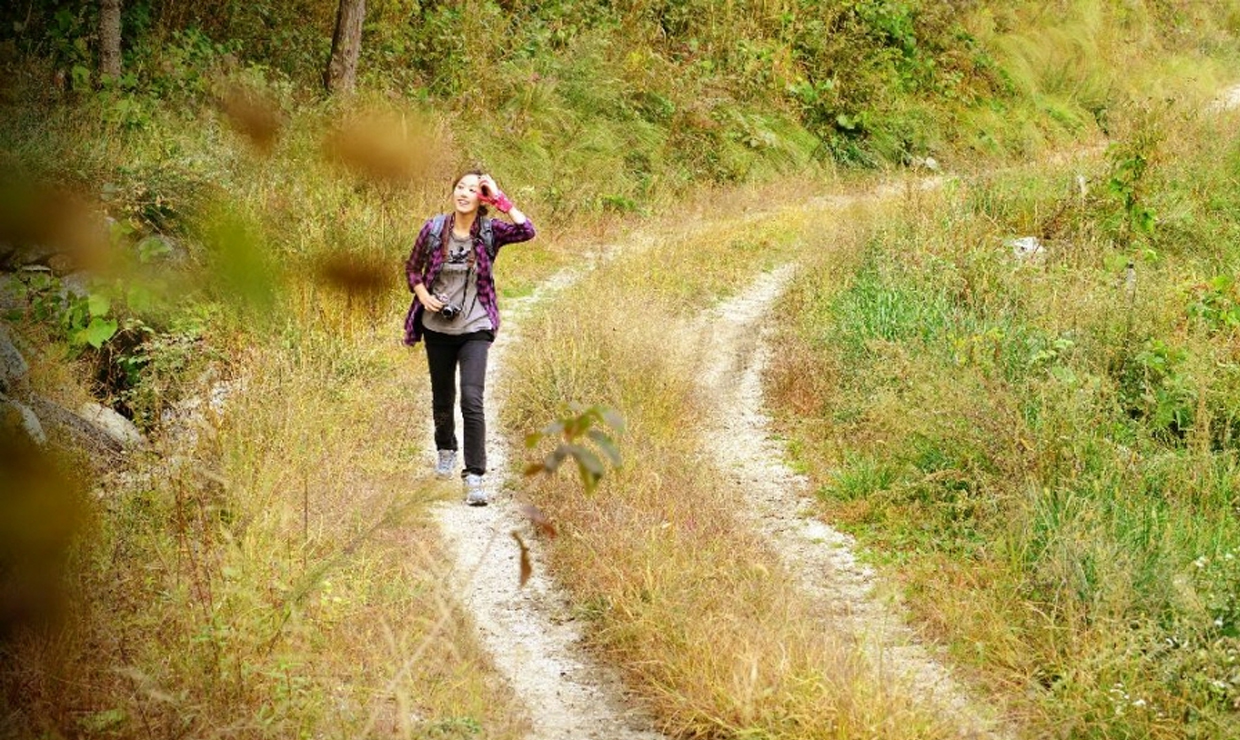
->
[452, 169, 489, 218]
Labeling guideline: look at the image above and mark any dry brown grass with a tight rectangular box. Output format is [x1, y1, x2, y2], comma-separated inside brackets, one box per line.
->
[501, 187, 959, 739]
[3, 280, 531, 737]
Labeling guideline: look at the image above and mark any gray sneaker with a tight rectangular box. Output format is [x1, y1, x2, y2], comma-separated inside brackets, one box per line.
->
[435, 450, 456, 479]
[464, 473, 488, 506]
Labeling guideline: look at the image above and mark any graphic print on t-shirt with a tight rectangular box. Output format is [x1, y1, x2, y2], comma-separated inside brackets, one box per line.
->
[447, 233, 470, 265]
[423, 231, 493, 335]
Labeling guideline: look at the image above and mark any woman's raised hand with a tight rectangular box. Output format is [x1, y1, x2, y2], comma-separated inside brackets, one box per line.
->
[479, 174, 513, 213]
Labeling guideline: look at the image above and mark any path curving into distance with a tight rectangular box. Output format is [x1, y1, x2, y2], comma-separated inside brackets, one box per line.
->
[424, 83, 1240, 738]
[427, 184, 1005, 739]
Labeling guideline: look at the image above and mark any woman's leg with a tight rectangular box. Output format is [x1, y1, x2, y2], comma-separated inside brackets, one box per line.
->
[425, 341, 460, 453]
[457, 338, 491, 476]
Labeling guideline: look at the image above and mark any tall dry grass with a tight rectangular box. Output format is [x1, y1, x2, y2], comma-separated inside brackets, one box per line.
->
[6, 301, 535, 737]
[0, 89, 560, 738]
[501, 189, 962, 739]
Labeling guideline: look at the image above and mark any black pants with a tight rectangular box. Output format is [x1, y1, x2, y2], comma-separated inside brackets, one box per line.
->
[424, 329, 492, 477]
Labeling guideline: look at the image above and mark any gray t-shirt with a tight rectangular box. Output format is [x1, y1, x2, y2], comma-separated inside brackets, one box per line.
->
[422, 231, 493, 335]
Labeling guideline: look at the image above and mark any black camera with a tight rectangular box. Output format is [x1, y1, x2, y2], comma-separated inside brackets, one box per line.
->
[436, 294, 462, 320]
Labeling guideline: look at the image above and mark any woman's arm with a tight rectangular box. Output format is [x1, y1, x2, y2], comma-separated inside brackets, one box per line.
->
[478, 175, 535, 249]
[490, 216, 535, 250]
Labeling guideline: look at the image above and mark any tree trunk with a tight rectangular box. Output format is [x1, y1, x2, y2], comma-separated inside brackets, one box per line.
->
[324, 0, 366, 95]
[99, 0, 122, 81]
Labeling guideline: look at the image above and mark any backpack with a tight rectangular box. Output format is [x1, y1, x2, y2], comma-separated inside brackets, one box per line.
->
[426, 213, 495, 260]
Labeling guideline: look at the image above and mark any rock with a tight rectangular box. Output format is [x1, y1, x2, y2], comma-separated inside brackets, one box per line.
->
[1009, 236, 1046, 262]
[59, 272, 92, 301]
[47, 253, 77, 275]
[0, 323, 30, 391]
[28, 395, 124, 464]
[0, 394, 46, 445]
[134, 234, 188, 264]
[0, 274, 24, 314]
[8, 242, 60, 269]
[159, 380, 239, 448]
[78, 401, 147, 449]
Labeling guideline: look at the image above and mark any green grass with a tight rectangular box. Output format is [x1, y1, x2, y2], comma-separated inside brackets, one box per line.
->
[768, 97, 1240, 738]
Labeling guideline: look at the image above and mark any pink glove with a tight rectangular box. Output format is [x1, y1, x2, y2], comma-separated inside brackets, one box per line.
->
[480, 181, 513, 213]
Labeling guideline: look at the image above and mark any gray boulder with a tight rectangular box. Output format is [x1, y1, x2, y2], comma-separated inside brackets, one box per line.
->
[78, 401, 147, 450]
[28, 395, 124, 463]
[5, 242, 60, 270]
[59, 272, 92, 301]
[0, 324, 30, 391]
[0, 274, 24, 314]
[0, 394, 46, 445]
[135, 234, 189, 264]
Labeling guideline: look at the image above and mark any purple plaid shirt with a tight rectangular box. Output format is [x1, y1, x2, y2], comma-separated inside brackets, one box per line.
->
[403, 213, 536, 345]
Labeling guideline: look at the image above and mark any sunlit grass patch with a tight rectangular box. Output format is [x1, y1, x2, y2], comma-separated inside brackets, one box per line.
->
[5, 268, 528, 737]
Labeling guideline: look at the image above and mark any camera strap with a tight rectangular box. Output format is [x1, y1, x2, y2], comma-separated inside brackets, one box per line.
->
[462, 258, 480, 319]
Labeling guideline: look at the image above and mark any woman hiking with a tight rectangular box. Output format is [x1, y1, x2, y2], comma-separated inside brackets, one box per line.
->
[403, 170, 535, 505]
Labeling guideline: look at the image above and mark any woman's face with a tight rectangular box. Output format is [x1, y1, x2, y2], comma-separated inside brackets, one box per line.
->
[452, 174, 482, 215]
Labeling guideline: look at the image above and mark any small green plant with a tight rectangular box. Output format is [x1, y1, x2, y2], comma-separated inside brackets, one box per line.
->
[1107, 150, 1156, 239]
[524, 404, 624, 495]
[19, 273, 119, 351]
[1106, 120, 1162, 260]
[1186, 276, 1240, 332]
[1116, 338, 1196, 443]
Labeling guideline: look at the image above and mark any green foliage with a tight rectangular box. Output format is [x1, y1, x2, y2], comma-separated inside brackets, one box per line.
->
[1106, 136, 1160, 256]
[773, 95, 1240, 736]
[9, 0, 1195, 186]
[1186, 276, 1240, 332]
[823, 250, 954, 360]
[1114, 338, 1196, 443]
[421, 716, 484, 738]
[524, 404, 624, 495]
[14, 272, 119, 351]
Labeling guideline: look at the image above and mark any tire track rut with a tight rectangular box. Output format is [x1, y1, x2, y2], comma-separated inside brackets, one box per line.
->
[696, 262, 1010, 738]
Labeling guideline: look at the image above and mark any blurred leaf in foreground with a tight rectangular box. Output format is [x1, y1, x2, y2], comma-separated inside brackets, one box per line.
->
[511, 532, 533, 588]
[524, 405, 624, 495]
[216, 84, 285, 154]
[197, 203, 277, 318]
[0, 179, 111, 272]
[323, 110, 448, 187]
[0, 430, 86, 641]
[313, 250, 390, 297]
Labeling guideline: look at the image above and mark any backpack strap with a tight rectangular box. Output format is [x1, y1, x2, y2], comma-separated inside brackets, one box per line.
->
[428, 213, 448, 244]
[479, 217, 496, 259]
[412, 213, 448, 278]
